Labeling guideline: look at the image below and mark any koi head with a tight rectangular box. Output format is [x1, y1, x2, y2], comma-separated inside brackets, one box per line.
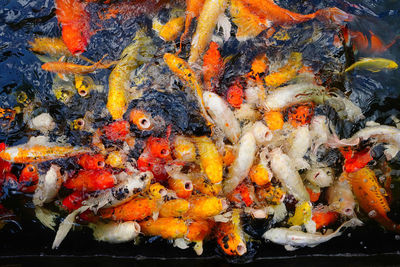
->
[147, 137, 171, 159]
[128, 109, 154, 131]
[75, 75, 94, 97]
[78, 154, 105, 170]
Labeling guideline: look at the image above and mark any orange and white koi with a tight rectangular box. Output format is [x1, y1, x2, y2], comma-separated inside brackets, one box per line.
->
[19, 164, 39, 193]
[0, 137, 91, 163]
[128, 109, 154, 131]
[188, 0, 228, 64]
[163, 53, 213, 125]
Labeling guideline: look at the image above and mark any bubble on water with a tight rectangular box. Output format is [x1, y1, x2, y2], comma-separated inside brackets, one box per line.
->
[368, 210, 377, 218]
[390, 184, 395, 189]
[395, 235, 400, 240]
[379, 188, 386, 195]
[347, 233, 352, 238]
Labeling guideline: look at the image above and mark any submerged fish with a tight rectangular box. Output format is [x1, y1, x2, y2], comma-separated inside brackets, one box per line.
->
[107, 29, 156, 120]
[345, 58, 398, 72]
[263, 218, 363, 251]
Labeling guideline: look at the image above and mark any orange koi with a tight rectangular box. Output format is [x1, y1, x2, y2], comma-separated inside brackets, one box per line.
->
[263, 110, 284, 130]
[202, 42, 224, 92]
[159, 199, 190, 218]
[64, 169, 115, 191]
[100, 197, 157, 221]
[306, 187, 321, 202]
[226, 81, 243, 108]
[140, 217, 188, 239]
[340, 26, 399, 54]
[146, 126, 172, 160]
[185, 196, 225, 219]
[55, 0, 92, 55]
[264, 52, 303, 88]
[41, 56, 115, 75]
[178, 0, 205, 53]
[172, 135, 197, 162]
[168, 177, 193, 199]
[62, 191, 86, 212]
[103, 120, 130, 142]
[186, 220, 214, 242]
[347, 167, 400, 233]
[216, 209, 247, 256]
[128, 109, 154, 131]
[287, 102, 315, 128]
[0, 141, 91, 163]
[78, 154, 105, 170]
[249, 163, 270, 186]
[19, 164, 39, 193]
[312, 210, 338, 230]
[340, 147, 373, 173]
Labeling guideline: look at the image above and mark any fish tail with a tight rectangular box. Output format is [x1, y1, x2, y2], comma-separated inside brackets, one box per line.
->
[316, 7, 353, 25]
[335, 218, 363, 234]
[385, 35, 400, 50]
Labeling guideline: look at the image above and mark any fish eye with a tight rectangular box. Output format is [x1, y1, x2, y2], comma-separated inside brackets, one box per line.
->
[140, 118, 151, 129]
[27, 165, 35, 172]
[160, 148, 168, 155]
[97, 161, 105, 168]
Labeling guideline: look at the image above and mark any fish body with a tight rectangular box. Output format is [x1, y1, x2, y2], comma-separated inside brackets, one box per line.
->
[90, 221, 141, 243]
[55, 0, 92, 55]
[153, 16, 185, 42]
[42, 57, 115, 75]
[172, 135, 197, 162]
[347, 167, 400, 232]
[62, 191, 86, 212]
[345, 58, 398, 72]
[64, 169, 115, 192]
[304, 167, 333, 188]
[29, 37, 72, 57]
[186, 196, 225, 219]
[188, 0, 227, 64]
[326, 177, 355, 217]
[216, 209, 247, 256]
[159, 199, 190, 218]
[140, 217, 188, 239]
[0, 138, 91, 163]
[286, 125, 311, 170]
[163, 53, 213, 125]
[100, 197, 157, 221]
[203, 92, 241, 143]
[107, 29, 155, 120]
[179, 0, 205, 52]
[263, 218, 363, 250]
[202, 42, 224, 91]
[224, 131, 257, 193]
[33, 165, 64, 206]
[269, 148, 309, 201]
[193, 136, 223, 184]
[78, 154, 105, 170]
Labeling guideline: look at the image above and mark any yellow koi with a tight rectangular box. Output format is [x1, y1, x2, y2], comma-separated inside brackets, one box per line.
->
[153, 16, 185, 42]
[107, 28, 156, 120]
[193, 136, 223, 183]
[163, 53, 214, 125]
[140, 217, 188, 239]
[345, 57, 398, 72]
[42, 55, 115, 75]
[264, 52, 303, 88]
[188, 0, 228, 64]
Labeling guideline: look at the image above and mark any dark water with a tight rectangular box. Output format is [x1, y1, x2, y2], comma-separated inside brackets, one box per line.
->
[0, 0, 400, 263]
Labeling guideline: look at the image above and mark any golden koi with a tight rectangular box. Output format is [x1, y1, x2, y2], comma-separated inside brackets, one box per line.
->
[188, 0, 227, 64]
[107, 28, 156, 120]
[29, 37, 72, 57]
[345, 58, 398, 72]
[153, 16, 185, 42]
[193, 136, 223, 184]
[163, 53, 214, 125]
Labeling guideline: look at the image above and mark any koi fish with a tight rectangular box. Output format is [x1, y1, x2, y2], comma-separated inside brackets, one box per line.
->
[193, 136, 223, 184]
[78, 154, 105, 170]
[42, 55, 115, 77]
[186, 196, 226, 219]
[19, 164, 39, 193]
[326, 176, 356, 217]
[229, 182, 254, 207]
[288, 201, 313, 230]
[339, 26, 399, 54]
[263, 110, 284, 130]
[163, 53, 213, 125]
[247, 53, 269, 82]
[100, 197, 157, 221]
[345, 58, 398, 72]
[55, 0, 92, 55]
[153, 16, 185, 42]
[232, 0, 352, 41]
[62, 191, 86, 212]
[159, 199, 190, 218]
[64, 169, 115, 192]
[304, 167, 334, 188]
[107, 29, 156, 120]
[186, 220, 214, 255]
[269, 148, 310, 201]
[28, 37, 72, 57]
[312, 210, 339, 230]
[264, 52, 303, 88]
[226, 81, 244, 108]
[0, 137, 91, 163]
[188, 0, 228, 64]
[347, 167, 400, 233]
[191, 176, 222, 196]
[203, 92, 241, 143]
[340, 147, 372, 173]
[89, 221, 141, 244]
[172, 135, 197, 162]
[103, 120, 131, 142]
[168, 176, 193, 199]
[178, 0, 205, 53]
[140, 217, 188, 239]
[224, 131, 257, 193]
[105, 151, 127, 169]
[249, 163, 271, 186]
[128, 109, 154, 131]
[202, 42, 224, 92]
[216, 209, 247, 256]
[263, 218, 363, 251]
